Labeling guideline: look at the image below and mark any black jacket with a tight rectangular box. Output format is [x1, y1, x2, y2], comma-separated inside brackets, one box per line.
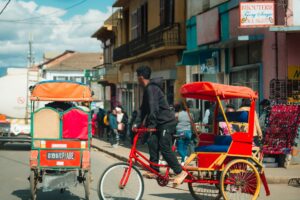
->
[135, 82, 176, 129]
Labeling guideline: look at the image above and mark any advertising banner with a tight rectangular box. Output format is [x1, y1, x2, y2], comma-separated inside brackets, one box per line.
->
[240, 2, 275, 27]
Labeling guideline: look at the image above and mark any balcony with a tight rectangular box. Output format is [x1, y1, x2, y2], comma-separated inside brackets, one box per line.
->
[113, 23, 184, 63]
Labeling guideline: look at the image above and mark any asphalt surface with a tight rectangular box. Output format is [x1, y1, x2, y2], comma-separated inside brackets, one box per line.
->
[0, 143, 299, 200]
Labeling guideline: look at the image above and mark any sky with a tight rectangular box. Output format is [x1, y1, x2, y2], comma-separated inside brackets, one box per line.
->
[0, 0, 115, 67]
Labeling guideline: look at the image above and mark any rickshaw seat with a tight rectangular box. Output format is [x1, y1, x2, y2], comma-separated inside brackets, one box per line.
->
[33, 108, 60, 139]
[195, 136, 232, 152]
[62, 108, 89, 140]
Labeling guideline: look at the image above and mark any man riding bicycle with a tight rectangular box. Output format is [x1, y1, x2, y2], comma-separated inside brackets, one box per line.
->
[133, 66, 187, 186]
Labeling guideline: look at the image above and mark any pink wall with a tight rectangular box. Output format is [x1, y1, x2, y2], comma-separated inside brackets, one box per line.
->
[229, 8, 288, 99]
[287, 33, 300, 66]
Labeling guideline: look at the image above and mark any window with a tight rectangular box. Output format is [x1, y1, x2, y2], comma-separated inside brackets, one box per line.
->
[131, 3, 148, 40]
[160, 0, 174, 26]
[69, 76, 84, 83]
[54, 76, 68, 81]
[234, 42, 262, 66]
[131, 9, 138, 39]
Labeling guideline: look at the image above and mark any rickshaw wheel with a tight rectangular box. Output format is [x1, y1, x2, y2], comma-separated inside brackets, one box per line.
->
[83, 170, 90, 200]
[220, 159, 261, 200]
[29, 170, 37, 200]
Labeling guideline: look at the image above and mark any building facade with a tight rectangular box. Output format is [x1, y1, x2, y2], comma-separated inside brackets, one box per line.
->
[179, 0, 299, 113]
[92, 10, 121, 110]
[111, 0, 187, 115]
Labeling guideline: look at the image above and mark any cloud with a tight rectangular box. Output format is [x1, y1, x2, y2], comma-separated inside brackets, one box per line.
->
[0, 1, 111, 67]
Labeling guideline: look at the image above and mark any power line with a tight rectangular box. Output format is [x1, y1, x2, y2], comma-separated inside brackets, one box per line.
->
[3, 0, 87, 22]
[0, 0, 11, 16]
[0, 19, 102, 26]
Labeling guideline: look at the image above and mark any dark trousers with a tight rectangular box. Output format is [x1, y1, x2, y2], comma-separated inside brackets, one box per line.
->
[147, 126, 182, 174]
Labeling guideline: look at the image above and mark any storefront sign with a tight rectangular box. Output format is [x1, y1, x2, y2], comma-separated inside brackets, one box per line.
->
[288, 66, 300, 80]
[240, 2, 275, 27]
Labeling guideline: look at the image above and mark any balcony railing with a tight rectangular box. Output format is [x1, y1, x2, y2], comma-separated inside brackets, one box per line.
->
[113, 23, 182, 62]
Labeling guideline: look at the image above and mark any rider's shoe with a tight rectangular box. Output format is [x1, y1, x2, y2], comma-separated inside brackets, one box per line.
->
[172, 170, 188, 187]
[142, 171, 157, 179]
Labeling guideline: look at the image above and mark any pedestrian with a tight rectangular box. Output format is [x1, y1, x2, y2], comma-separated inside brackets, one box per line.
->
[237, 99, 262, 146]
[187, 100, 201, 122]
[219, 103, 235, 135]
[259, 99, 271, 141]
[115, 106, 127, 142]
[96, 108, 106, 138]
[109, 108, 119, 148]
[133, 65, 187, 186]
[175, 102, 192, 165]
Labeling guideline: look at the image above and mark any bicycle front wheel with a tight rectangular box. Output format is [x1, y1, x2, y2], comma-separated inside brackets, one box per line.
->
[98, 162, 144, 200]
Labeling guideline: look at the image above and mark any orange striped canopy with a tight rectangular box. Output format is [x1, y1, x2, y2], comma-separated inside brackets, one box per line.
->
[30, 81, 93, 102]
[180, 82, 257, 101]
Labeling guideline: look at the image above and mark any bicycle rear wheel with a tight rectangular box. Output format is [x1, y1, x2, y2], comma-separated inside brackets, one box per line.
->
[220, 159, 260, 200]
[98, 162, 144, 200]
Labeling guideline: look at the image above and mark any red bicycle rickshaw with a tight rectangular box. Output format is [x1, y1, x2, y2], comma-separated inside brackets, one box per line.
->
[98, 82, 270, 200]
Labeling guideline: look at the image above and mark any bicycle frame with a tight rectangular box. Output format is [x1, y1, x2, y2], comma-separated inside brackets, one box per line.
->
[119, 128, 171, 188]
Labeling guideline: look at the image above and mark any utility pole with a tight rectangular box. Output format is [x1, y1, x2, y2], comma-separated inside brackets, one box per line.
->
[25, 35, 35, 123]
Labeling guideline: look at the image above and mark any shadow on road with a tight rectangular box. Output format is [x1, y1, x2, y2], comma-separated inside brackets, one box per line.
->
[12, 188, 83, 200]
[148, 192, 192, 200]
[0, 143, 31, 151]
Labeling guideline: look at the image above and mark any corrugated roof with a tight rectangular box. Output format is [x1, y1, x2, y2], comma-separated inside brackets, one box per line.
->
[45, 52, 103, 71]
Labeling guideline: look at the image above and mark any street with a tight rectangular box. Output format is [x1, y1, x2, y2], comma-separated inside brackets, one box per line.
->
[0, 143, 299, 200]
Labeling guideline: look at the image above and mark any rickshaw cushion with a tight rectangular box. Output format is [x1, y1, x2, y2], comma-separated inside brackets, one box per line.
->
[195, 145, 229, 152]
[62, 108, 89, 140]
[214, 135, 232, 145]
[217, 111, 248, 123]
[195, 136, 232, 152]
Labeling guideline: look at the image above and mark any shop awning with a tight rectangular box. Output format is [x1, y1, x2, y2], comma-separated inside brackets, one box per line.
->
[176, 46, 215, 66]
[269, 26, 300, 32]
[209, 35, 264, 49]
[177, 35, 263, 66]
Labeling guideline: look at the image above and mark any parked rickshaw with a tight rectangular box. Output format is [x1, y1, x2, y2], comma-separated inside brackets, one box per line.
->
[28, 81, 93, 200]
[98, 82, 270, 200]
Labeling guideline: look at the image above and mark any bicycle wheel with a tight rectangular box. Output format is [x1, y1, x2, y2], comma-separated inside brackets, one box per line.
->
[29, 170, 37, 200]
[188, 181, 221, 200]
[83, 170, 90, 200]
[220, 159, 261, 200]
[98, 162, 144, 200]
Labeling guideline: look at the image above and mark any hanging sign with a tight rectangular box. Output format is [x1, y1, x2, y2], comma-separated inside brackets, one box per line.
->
[240, 2, 275, 27]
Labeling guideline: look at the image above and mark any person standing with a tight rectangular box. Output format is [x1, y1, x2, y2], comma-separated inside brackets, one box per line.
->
[175, 102, 192, 165]
[238, 99, 262, 146]
[109, 108, 119, 148]
[133, 66, 187, 186]
[259, 99, 271, 138]
[187, 100, 200, 122]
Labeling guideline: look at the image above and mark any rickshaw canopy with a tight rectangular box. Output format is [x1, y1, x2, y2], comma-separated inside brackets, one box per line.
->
[30, 81, 93, 102]
[180, 82, 257, 101]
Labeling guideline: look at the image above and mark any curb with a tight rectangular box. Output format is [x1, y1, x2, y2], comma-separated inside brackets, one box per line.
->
[92, 144, 128, 163]
[266, 177, 290, 184]
[92, 143, 296, 185]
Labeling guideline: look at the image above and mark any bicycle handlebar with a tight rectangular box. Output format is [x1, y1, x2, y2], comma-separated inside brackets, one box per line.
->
[132, 127, 157, 133]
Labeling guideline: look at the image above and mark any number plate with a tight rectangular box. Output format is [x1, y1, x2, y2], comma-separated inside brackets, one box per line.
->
[46, 152, 75, 160]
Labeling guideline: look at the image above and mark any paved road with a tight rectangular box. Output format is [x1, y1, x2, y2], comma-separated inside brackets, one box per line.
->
[0, 143, 299, 200]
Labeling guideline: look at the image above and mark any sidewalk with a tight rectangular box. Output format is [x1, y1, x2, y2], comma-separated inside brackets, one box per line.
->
[91, 137, 300, 184]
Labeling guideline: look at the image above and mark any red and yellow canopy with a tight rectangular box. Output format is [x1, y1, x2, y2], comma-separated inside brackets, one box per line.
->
[30, 81, 93, 102]
[180, 82, 257, 101]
